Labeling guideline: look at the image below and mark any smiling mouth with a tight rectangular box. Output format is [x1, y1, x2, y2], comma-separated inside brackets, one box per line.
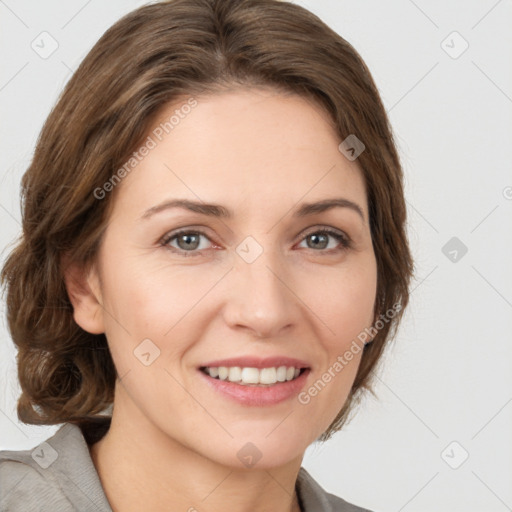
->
[199, 366, 308, 386]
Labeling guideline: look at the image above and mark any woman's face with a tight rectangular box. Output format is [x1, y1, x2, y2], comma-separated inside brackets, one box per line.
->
[81, 88, 377, 468]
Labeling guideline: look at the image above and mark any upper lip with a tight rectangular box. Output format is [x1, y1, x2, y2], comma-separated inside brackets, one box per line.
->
[199, 356, 310, 370]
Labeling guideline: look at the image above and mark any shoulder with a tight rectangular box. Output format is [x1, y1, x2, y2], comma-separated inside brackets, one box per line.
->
[0, 426, 76, 511]
[297, 467, 375, 512]
[0, 456, 74, 511]
[0, 422, 112, 512]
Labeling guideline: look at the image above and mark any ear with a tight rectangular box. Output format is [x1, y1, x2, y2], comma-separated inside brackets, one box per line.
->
[62, 254, 105, 335]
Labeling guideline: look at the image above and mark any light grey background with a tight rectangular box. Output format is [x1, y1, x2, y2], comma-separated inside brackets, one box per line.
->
[1, 1, 511, 511]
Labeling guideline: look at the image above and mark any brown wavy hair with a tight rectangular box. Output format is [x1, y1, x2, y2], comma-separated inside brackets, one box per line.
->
[1, 0, 413, 444]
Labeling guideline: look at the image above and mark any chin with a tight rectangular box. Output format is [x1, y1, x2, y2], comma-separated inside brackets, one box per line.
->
[198, 428, 312, 471]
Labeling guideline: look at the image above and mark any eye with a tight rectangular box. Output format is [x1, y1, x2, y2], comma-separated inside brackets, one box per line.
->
[297, 228, 352, 253]
[159, 226, 352, 257]
[160, 229, 214, 257]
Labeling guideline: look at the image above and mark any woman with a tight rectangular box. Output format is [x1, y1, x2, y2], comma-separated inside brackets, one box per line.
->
[0, 0, 413, 510]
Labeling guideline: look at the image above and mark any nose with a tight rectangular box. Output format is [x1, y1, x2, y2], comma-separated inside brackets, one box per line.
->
[222, 249, 300, 339]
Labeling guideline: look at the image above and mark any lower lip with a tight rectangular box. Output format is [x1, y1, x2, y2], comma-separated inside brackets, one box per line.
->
[198, 369, 311, 406]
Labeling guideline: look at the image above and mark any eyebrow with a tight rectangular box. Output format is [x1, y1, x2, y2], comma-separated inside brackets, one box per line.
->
[140, 197, 365, 222]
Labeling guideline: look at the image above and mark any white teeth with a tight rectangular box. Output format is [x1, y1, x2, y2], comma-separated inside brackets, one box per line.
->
[203, 365, 304, 385]
[241, 367, 260, 384]
[259, 367, 277, 384]
[228, 367, 242, 382]
[276, 366, 287, 382]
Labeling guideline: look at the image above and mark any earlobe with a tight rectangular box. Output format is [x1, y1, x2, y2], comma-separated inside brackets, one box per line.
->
[62, 255, 105, 335]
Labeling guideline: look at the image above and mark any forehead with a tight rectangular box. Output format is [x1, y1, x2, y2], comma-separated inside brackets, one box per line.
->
[114, 88, 367, 218]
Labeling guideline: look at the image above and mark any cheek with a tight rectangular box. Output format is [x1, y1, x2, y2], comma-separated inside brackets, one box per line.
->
[305, 255, 377, 347]
[102, 255, 192, 324]
[99, 258, 223, 362]
[295, 257, 376, 426]
[97, 261, 206, 408]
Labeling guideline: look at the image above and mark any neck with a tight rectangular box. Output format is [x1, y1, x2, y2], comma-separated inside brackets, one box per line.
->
[88, 392, 303, 512]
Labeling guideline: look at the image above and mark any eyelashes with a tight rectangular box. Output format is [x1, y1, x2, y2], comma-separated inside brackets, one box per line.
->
[159, 227, 352, 258]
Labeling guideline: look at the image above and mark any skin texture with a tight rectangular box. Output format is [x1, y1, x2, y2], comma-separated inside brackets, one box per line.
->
[65, 88, 378, 512]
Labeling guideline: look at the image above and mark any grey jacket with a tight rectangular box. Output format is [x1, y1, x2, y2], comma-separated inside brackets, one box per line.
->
[0, 423, 373, 511]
